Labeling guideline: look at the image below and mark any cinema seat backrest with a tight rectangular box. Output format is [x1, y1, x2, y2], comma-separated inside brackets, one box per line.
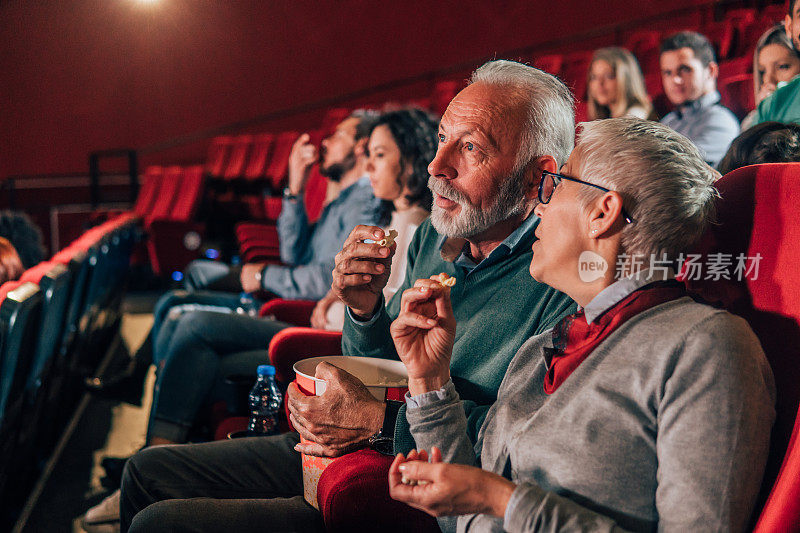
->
[0, 282, 42, 424]
[244, 133, 275, 181]
[134, 166, 163, 217]
[685, 163, 800, 532]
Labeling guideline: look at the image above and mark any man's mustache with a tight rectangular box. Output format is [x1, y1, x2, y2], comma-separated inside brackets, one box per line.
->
[428, 176, 468, 206]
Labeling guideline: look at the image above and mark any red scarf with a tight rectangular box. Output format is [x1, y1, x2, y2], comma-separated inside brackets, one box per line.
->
[544, 280, 688, 394]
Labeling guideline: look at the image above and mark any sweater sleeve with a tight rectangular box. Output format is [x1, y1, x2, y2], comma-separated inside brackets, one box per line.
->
[340, 221, 423, 359]
[652, 312, 775, 531]
[493, 312, 775, 533]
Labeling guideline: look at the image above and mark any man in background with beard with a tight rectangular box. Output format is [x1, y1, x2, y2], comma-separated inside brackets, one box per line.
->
[183, 109, 387, 299]
[119, 61, 578, 532]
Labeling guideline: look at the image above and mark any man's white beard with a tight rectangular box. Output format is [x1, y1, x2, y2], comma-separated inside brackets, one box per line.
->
[428, 174, 528, 239]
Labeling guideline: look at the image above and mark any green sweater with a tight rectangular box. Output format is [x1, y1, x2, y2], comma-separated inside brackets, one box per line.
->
[342, 218, 576, 454]
[754, 74, 800, 126]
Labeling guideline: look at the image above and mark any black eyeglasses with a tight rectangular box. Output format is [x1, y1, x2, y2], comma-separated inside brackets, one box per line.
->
[538, 170, 634, 224]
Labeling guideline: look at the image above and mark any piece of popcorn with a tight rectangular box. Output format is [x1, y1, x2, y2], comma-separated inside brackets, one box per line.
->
[436, 272, 456, 287]
[378, 229, 398, 247]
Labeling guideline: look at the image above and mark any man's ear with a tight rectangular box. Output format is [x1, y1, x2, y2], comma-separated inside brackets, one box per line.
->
[786, 14, 793, 39]
[524, 155, 557, 199]
[354, 137, 368, 157]
[707, 61, 719, 81]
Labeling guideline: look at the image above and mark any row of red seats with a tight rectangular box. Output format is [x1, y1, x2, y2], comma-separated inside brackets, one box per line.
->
[0, 214, 138, 518]
[214, 163, 800, 532]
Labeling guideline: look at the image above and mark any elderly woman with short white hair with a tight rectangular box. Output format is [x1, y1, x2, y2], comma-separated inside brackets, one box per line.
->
[388, 117, 775, 532]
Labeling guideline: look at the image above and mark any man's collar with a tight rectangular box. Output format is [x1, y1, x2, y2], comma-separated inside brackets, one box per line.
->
[436, 213, 540, 264]
[675, 90, 721, 117]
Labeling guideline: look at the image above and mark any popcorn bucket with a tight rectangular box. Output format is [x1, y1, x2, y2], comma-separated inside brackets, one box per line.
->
[293, 356, 409, 509]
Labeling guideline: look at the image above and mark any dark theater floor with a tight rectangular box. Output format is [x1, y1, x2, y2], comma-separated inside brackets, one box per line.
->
[17, 294, 158, 533]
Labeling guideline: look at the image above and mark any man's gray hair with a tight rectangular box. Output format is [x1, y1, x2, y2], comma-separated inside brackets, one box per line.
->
[575, 117, 720, 263]
[469, 60, 575, 168]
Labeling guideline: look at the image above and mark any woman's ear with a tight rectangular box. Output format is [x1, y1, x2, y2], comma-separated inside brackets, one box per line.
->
[587, 192, 625, 238]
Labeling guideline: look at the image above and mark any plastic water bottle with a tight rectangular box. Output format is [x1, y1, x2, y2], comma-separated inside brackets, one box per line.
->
[248, 365, 282, 436]
[237, 292, 259, 316]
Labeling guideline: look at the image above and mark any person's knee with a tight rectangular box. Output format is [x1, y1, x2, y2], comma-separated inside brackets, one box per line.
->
[128, 500, 189, 533]
[172, 311, 216, 346]
[121, 446, 167, 503]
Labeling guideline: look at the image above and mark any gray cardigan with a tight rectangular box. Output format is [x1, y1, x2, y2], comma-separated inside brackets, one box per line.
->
[406, 297, 776, 532]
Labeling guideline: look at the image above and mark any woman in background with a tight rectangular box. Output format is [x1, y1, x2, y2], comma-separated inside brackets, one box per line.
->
[741, 24, 800, 130]
[586, 47, 655, 121]
[310, 107, 437, 331]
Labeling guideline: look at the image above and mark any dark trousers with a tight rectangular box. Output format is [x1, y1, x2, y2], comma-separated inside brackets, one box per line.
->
[121, 433, 324, 532]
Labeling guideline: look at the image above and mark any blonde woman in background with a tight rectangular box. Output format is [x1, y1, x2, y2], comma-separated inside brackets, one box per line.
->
[741, 24, 800, 130]
[587, 47, 655, 120]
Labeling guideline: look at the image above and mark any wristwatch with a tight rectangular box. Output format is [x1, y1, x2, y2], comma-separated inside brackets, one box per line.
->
[368, 400, 403, 455]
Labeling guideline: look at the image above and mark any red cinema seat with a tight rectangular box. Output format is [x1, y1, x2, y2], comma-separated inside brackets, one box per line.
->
[701, 21, 737, 61]
[321, 108, 352, 136]
[222, 135, 253, 181]
[431, 79, 463, 116]
[134, 166, 164, 218]
[719, 72, 755, 120]
[258, 298, 316, 327]
[265, 131, 300, 193]
[205, 135, 235, 178]
[623, 30, 662, 75]
[532, 53, 564, 77]
[718, 56, 752, 83]
[560, 50, 593, 100]
[244, 133, 275, 182]
[145, 165, 183, 229]
[147, 165, 206, 276]
[685, 163, 800, 532]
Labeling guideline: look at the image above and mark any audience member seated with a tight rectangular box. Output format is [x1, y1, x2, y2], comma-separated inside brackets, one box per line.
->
[659, 31, 740, 166]
[85, 110, 387, 396]
[717, 121, 800, 174]
[741, 24, 800, 130]
[80, 107, 439, 531]
[0, 210, 45, 270]
[117, 60, 578, 532]
[311, 108, 437, 331]
[0, 237, 24, 285]
[186, 109, 387, 299]
[389, 117, 775, 532]
[586, 47, 655, 121]
[754, 1, 800, 126]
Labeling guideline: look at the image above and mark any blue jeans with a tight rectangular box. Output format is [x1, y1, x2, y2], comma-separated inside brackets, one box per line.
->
[151, 290, 261, 367]
[146, 309, 292, 443]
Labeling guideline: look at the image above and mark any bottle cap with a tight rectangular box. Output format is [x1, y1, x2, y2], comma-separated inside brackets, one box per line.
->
[257, 365, 276, 376]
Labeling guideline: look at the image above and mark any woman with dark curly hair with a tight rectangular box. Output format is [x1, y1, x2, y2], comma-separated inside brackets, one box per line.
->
[717, 121, 800, 174]
[311, 107, 439, 331]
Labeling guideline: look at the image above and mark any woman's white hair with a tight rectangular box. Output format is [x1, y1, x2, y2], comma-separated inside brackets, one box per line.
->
[575, 117, 720, 263]
[470, 60, 575, 168]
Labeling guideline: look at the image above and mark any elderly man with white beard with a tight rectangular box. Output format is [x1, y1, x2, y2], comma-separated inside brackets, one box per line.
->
[287, 60, 578, 462]
[118, 60, 578, 533]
